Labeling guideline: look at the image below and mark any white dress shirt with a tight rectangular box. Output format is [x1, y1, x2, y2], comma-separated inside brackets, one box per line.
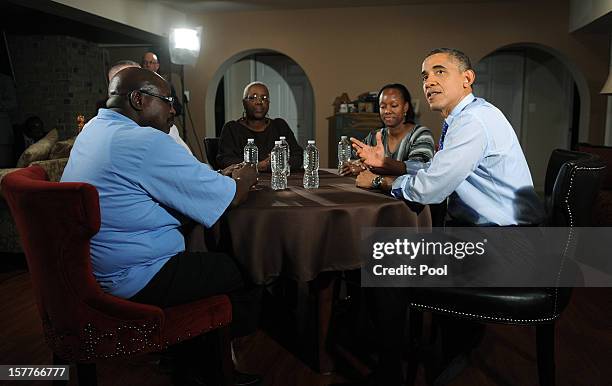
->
[168, 124, 192, 155]
[391, 93, 543, 226]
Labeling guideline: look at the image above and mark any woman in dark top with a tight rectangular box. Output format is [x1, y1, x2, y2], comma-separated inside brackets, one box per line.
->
[217, 81, 303, 172]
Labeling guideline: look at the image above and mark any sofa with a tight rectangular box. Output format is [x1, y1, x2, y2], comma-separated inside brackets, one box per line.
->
[577, 143, 612, 226]
[0, 129, 74, 254]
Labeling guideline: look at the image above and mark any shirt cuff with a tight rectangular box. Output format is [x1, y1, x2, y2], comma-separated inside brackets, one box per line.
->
[404, 160, 430, 175]
[391, 174, 409, 199]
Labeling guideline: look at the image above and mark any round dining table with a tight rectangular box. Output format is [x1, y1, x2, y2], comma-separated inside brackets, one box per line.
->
[216, 169, 431, 284]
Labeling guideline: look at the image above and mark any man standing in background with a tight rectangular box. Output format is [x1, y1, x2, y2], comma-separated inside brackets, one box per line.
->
[142, 51, 183, 116]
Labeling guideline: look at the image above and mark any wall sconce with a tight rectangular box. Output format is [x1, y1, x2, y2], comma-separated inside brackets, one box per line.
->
[601, 37, 612, 95]
[601, 72, 612, 95]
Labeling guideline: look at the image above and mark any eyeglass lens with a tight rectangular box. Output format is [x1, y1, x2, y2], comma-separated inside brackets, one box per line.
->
[246, 94, 269, 102]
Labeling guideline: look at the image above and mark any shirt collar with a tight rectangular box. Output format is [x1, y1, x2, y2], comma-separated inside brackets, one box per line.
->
[444, 93, 476, 128]
[97, 108, 136, 124]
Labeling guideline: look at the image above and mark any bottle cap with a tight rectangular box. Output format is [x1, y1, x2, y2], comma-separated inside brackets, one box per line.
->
[280, 136, 286, 140]
[247, 138, 254, 143]
[275, 140, 282, 145]
[308, 140, 315, 144]
[341, 136, 348, 140]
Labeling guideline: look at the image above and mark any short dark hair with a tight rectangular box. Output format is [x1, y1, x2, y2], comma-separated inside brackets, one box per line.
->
[426, 48, 472, 72]
[377, 83, 415, 124]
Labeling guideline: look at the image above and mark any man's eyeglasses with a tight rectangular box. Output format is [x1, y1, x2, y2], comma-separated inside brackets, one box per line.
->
[111, 89, 174, 106]
[142, 60, 159, 65]
[139, 89, 174, 105]
[244, 94, 270, 103]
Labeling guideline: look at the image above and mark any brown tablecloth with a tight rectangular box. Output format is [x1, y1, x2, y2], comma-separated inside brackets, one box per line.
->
[211, 170, 431, 284]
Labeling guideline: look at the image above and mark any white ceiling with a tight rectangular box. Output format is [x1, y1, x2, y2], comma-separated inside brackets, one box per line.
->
[158, 0, 514, 14]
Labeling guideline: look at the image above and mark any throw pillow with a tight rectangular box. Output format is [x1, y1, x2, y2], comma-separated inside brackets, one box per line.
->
[30, 158, 69, 182]
[49, 137, 76, 160]
[16, 128, 59, 167]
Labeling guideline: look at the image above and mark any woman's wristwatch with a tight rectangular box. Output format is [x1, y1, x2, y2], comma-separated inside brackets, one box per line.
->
[371, 175, 383, 189]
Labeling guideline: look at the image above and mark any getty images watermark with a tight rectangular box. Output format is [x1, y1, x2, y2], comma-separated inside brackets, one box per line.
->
[371, 237, 487, 277]
[361, 227, 612, 287]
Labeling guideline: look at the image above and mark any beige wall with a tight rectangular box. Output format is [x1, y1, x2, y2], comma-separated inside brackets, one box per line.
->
[184, 0, 609, 165]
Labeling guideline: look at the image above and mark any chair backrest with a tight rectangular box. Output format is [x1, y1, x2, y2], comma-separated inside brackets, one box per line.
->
[1, 166, 163, 360]
[545, 149, 606, 227]
[1, 166, 102, 333]
[577, 143, 612, 190]
[204, 137, 220, 170]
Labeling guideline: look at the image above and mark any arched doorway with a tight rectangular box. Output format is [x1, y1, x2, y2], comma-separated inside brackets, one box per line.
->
[205, 49, 315, 147]
[473, 43, 589, 192]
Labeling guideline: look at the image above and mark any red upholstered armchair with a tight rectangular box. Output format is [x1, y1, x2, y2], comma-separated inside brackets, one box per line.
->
[1, 165, 234, 385]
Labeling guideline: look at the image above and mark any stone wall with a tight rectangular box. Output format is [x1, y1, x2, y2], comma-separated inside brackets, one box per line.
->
[8, 35, 109, 138]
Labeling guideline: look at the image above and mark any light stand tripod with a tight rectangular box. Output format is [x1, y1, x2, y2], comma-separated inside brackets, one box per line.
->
[180, 64, 187, 139]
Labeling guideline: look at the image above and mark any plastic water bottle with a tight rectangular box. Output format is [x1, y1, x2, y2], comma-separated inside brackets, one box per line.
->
[337, 135, 351, 172]
[303, 140, 319, 189]
[271, 140, 287, 190]
[279, 136, 290, 176]
[244, 138, 258, 167]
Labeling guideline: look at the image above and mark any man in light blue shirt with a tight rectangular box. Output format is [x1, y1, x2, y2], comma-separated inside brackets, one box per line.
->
[63, 67, 255, 299]
[63, 106, 234, 298]
[62, 67, 261, 385]
[347, 48, 544, 386]
[353, 49, 543, 226]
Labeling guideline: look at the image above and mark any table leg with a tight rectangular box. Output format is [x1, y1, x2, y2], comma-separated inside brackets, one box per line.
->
[261, 273, 338, 374]
[313, 272, 336, 374]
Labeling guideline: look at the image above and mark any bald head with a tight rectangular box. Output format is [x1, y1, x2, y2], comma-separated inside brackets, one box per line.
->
[142, 52, 160, 73]
[107, 67, 175, 133]
[109, 67, 167, 96]
[108, 60, 140, 82]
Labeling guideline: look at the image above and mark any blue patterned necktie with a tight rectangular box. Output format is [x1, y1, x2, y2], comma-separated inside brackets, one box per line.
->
[438, 121, 449, 151]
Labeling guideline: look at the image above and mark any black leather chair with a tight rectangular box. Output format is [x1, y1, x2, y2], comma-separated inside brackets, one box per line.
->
[408, 149, 606, 386]
[204, 137, 220, 170]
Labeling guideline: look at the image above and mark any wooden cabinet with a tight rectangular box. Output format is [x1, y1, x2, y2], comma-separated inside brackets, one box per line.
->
[327, 113, 382, 167]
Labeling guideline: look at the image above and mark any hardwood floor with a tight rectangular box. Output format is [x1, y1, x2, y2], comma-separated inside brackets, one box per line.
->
[1, 269, 610, 386]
